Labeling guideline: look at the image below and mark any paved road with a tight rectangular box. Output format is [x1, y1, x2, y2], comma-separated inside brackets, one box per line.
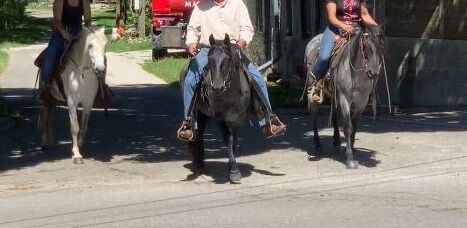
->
[1, 38, 467, 227]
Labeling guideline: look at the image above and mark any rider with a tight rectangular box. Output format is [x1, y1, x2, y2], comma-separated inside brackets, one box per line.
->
[176, 0, 287, 141]
[40, 0, 91, 95]
[309, 0, 378, 98]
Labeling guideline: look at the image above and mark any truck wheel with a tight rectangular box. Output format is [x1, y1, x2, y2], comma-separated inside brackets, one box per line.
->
[152, 48, 168, 61]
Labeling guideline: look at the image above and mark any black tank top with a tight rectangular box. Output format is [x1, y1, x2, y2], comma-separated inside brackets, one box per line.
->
[62, 0, 83, 27]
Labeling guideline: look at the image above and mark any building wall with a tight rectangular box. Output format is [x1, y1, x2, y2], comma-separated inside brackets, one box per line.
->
[383, 0, 467, 106]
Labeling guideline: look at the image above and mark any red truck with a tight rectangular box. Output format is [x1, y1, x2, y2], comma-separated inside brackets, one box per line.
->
[151, 0, 201, 60]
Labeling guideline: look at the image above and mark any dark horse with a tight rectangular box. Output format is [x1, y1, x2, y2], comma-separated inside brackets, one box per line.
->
[305, 25, 385, 169]
[180, 34, 254, 183]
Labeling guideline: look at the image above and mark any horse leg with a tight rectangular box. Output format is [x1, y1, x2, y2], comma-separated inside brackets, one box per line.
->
[192, 112, 208, 174]
[67, 101, 84, 164]
[338, 95, 357, 169]
[311, 106, 322, 149]
[225, 124, 241, 183]
[78, 105, 92, 148]
[38, 105, 54, 150]
[332, 104, 341, 147]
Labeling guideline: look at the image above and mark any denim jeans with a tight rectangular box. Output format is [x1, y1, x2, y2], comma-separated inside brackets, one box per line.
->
[311, 26, 340, 78]
[183, 48, 270, 126]
[41, 26, 80, 83]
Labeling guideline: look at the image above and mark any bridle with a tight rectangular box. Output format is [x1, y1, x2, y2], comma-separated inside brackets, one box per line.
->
[349, 31, 383, 77]
[206, 46, 236, 91]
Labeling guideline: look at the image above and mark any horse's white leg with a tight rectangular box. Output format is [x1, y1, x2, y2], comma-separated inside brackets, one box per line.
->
[78, 105, 92, 148]
[67, 99, 83, 164]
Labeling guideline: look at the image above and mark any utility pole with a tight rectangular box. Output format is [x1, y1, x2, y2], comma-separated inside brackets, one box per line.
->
[137, 0, 146, 38]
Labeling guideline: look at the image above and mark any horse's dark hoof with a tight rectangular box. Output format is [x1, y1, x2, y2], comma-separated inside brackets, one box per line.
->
[73, 157, 84, 164]
[41, 146, 49, 151]
[346, 160, 358, 169]
[229, 169, 242, 184]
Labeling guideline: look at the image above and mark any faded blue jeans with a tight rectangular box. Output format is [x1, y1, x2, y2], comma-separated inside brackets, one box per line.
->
[311, 26, 340, 78]
[41, 26, 80, 83]
[183, 48, 270, 126]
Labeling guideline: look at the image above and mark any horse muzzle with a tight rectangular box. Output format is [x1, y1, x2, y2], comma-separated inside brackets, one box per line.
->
[93, 65, 106, 75]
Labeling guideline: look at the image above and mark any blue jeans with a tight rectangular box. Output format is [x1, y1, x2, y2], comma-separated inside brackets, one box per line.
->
[183, 48, 270, 126]
[41, 26, 80, 83]
[311, 26, 340, 78]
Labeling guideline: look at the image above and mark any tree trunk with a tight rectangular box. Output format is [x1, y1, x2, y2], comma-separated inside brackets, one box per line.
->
[137, 0, 146, 37]
[115, 0, 121, 27]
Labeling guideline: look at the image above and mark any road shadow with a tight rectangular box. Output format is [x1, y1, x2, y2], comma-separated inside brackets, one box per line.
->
[182, 161, 285, 184]
[1, 83, 466, 173]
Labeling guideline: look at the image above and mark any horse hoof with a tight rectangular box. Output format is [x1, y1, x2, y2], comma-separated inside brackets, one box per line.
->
[73, 157, 84, 165]
[229, 169, 242, 184]
[346, 160, 358, 169]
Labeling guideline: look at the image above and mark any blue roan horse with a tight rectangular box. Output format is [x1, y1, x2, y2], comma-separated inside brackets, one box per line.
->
[180, 34, 255, 183]
[305, 25, 385, 169]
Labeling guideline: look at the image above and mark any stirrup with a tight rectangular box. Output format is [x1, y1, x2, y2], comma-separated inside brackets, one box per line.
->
[308, 79, 324, 105]
[176, 118, 194, 142]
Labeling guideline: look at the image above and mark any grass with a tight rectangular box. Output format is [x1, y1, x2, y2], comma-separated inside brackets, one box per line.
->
[142, 57, 305, 108]
[267, 83, 305, 108]
[27, 2, 53, 10]
[92, 8, 152, 53]
[0, 98, 20, 118]
[141, 57, 189, 85]
[0, 49, 8, 75]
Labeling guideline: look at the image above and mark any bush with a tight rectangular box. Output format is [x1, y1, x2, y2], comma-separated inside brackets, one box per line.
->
[0, 0, 29, 32]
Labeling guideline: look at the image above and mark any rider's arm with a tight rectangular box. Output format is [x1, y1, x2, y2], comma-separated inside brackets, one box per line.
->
[83, 0, 92, 27]
[361, 5, 378, 26]
[237, 1, 254, 46]
[325, 1, 348, 32]
[186, 5, 201, 47]
[53, 0, 70, 39]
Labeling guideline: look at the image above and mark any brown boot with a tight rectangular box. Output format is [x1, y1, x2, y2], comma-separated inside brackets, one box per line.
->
[308, 73, 324, 105]
[176, 118, 194, 141]
[264, 116, 287, 138]
[39, 83, 53, 107]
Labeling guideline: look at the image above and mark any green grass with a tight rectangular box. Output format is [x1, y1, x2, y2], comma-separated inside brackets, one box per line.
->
[141, 57, 189, 85]
[93, 8, 152, 53]
[92, 8, 115, 34]
[0, 49, 8, 75]
[0, 97, 20, 118]
[107, 37, 152, 52]
[27, 3, 53, 10]
[142, 57, 304, 108]
[267, 83, 305, 108]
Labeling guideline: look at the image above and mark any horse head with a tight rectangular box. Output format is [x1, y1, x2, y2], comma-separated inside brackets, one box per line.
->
[82, 26, 108, 75]
[361, 24, 385, 75]
[207, 34, 236, 93]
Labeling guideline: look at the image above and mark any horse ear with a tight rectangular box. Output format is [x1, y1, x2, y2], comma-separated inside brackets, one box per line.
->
[97, 27, 105, 34]
[209, 35, 216, 45]
[224, 34, 230, 45]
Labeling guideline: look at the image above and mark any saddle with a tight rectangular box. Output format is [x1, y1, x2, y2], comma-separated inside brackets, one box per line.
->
[34, 43, 112, 109]
[305, 35, 350, 106]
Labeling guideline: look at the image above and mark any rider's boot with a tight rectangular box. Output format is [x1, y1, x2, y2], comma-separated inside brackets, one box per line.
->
[308, 71, 324, 105]
[264, 114, 287, 138]
[177, 117, 194, 141]
[248, 77, 287, 138]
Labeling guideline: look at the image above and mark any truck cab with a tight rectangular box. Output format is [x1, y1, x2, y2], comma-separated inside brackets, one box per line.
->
[151, 0, 200, 60]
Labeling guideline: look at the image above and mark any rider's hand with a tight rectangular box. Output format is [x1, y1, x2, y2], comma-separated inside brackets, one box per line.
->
[188, 43, 198, 56]
[63, 32, 77, 43]
[236, 39, 247, 48]
[340, 23, 354, 35]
